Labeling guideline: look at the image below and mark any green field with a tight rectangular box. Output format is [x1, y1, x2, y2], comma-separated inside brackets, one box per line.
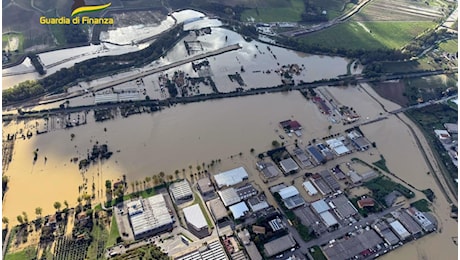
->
[5, 247, 36, 260]
[240, 0, 305, 22]
[106, 215, 120, 247]
[439, 39, 458, 53]
[300, 21, 436, 50]
[309, 0, 352, 19]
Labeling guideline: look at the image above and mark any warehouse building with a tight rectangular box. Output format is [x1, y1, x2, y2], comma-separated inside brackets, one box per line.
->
[278, 186, 305, 209]
[263, 234, 296, 257]
[256, 161, 280, 179]
[279, 158, 299, 174]
[127, 194, 173, 240]
[218, 188, 241, 207]
[229, 202, 249, 219]
[329, 195, 358, 219]
[197, 177, 215, 197]
[183, 204, 210, 238]
[169, 180, 193, 204]
[214, 167, 249, 189]
[373, 221, 400, 246]
[302, 181, 318, 196]
[175, 240, 227, 260]
[207, 198, 228, 223]
[235, 184, 258, 200]
[389, 220, 411, 241]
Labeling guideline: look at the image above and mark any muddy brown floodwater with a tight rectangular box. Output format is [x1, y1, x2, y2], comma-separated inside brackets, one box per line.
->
[2, 86, 457, 260]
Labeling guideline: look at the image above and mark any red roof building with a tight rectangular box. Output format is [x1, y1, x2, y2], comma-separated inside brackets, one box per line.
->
[357, 198, 375, 208]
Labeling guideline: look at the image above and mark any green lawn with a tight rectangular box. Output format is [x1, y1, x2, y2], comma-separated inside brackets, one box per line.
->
[86, 224, 109, 260]
[240, 0, 305, 22]
[439, 39, 458, 53]
[192, 192, 214, 228]
[5, 247, 36, 260]
[300, 21, 436, 50]
[106, 215, 120, 247]
[309, 246, 327, 260]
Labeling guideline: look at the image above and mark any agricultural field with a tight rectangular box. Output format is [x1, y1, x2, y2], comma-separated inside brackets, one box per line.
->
[353, 0, 449, 21]
[309, 0, 354, 19]
[438, 38, 458, 53]
[5, 247, 36, 260]
[240, 0, 305, 22]
[300, 21, 435, 50]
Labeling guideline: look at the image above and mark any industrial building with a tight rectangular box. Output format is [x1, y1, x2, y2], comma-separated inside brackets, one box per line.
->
[373, 221, 400, 246]
[319, 211, 338, 228]
[229, 202, 249, 219]
[207, 198, 228, 222]
[247, 195, 270, 212]
[279, 158, 299, 174]
[256, 161, 280, 179]
[310, 174, 332, 195]
[235, 184, 258, 200]
[318, 170, 341, 191]
[307, 146, 326, 165]
[323, 229, 383, 260]
[278, 186, 305, 209]
[348, 131, 371, 151]
[392, 210, 423, 237]
[389, 220, 411, 241]
[218, 188, 241, 207]
[263, 234, 296, 257]
[169, 180, 193, 203]
[406, 207, 436, 232]
[302, 181, 318, 196]
[311, 199, 330, 214]
[197, 177, 215, 197]
[183, 204, 210, 238]
[127, 194, 173, 240]
[326, 138, 350, 156]
[214, 167, 249, 188]
[175, 240, 227, 260]
[329, 195, 358, 219]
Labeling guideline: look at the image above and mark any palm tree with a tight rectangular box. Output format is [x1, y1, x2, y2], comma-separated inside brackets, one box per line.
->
[197, 165, 201, 172]
[189, 165, 192, 173]
[35, 207, 42, 218]
[135, 180, 139, 190]
[131, 182, 135, 192]
[167, 175, 174, 183]
[54, 201, 62, 212]
[145, 176, 152, 187]
[64, 200, 69, 209]
[250, 148, 255, 153]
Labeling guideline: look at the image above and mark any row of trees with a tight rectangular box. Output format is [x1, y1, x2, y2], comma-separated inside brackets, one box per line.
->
[2, 80, 44, 105]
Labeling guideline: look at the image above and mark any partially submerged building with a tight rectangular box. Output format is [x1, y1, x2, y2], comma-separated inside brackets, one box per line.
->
[279, 158, 299, 174]
[389, 220, 411, 241]
[256, 161, 281, 180]
[214, 167, 249, 189]
[302, 181, 318, 196]
[329, 195, 358, 219]
[278, 186, 305, 209]
[307, 146, 326, 165]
